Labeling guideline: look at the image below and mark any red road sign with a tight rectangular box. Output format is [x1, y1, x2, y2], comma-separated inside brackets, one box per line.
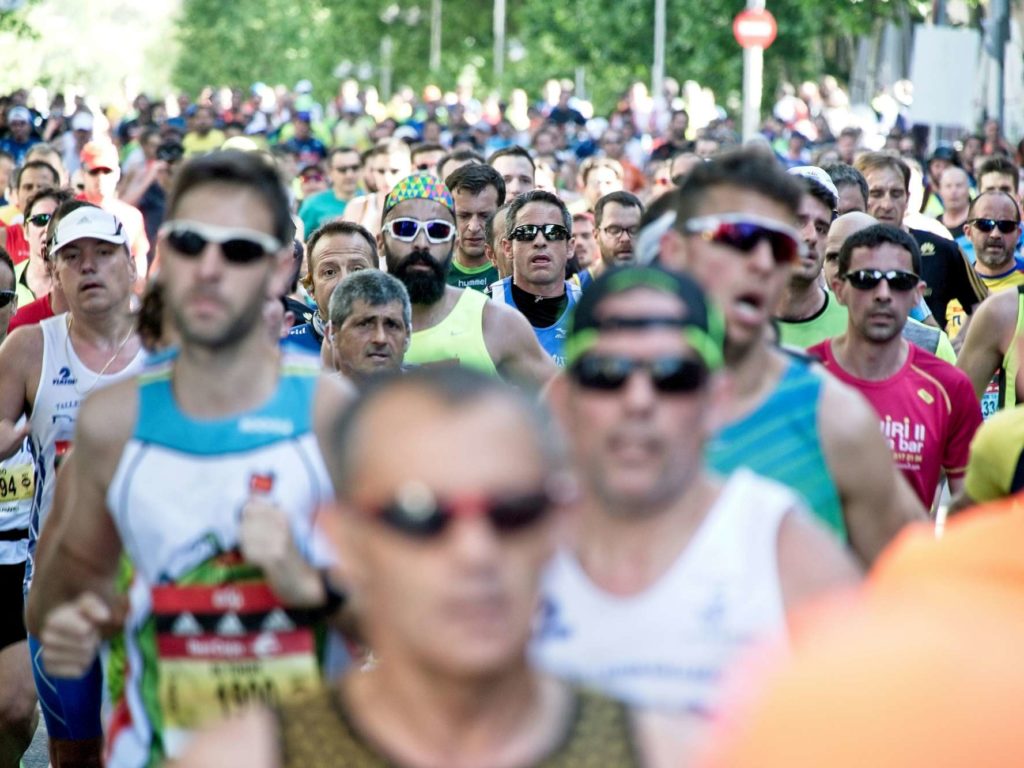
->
[733, 8, 778, 49]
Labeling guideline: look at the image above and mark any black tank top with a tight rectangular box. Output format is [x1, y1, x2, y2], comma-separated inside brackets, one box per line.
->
[275, 685, 641, 767]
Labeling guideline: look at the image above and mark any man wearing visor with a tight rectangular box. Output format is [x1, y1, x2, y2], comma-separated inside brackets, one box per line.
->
[537, 266, 860, 718]
[377, 172, 555, 390]
[659, 148, 926, 564]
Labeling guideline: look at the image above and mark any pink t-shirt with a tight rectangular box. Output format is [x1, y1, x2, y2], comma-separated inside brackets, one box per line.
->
[808, 340, 983, 507]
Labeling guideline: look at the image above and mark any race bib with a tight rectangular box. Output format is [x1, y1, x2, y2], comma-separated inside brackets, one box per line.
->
[982, 376, 1001, 420]
[0, 464, 33, 505]
[152, 582, 320, 756]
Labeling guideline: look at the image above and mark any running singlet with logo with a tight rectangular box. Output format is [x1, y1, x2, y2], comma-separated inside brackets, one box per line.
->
[489, 277, 580, 367]
[405, 289, 498, 376]
[531, 469, 791, 716]
[104, 352, 334, 768]
[26, 314, 145, 584]
[705, 356, 845, 540]
[809, 340, 983, 508]
[275, 686, 641, 767]
[447, 260, 499, 293]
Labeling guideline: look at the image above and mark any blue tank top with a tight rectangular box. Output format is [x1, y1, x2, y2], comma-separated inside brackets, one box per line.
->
[705, 355, 845, 541]
[489, 277, 581, 367]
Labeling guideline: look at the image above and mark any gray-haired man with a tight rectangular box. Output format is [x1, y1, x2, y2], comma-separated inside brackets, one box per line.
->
[328, 270, 412, 384]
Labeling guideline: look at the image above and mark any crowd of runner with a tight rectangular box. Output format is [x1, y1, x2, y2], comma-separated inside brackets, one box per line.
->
[0, 72, 1021, 767]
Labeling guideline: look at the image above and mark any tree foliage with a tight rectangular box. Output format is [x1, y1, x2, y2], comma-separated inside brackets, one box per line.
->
[172, 0, 928, 114]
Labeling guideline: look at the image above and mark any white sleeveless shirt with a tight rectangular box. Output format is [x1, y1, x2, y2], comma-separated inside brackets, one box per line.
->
[530, 468, 795, 715]
[26, 314, 145, 580]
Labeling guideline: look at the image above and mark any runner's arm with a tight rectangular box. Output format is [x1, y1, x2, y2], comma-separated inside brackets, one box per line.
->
[483, 301, 558, 392]
[168, 706, 279, 768]
[819, 378, 928, 566]
[25, 384, 134, 634]
[956, 291, 1016, 398]
[0, 326, 39, 460]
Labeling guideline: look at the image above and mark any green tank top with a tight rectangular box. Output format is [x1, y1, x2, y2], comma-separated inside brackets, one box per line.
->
[447, 260, 500, 293]
[706, 355, 846, 540]
[777, 292, 848, 349]
[275, 685, 641, 768]
[406, 288, 499, 376]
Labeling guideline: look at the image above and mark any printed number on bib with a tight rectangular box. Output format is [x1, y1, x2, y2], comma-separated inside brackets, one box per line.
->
[152, 582, 320, 735]
[0, 465, 34, 503]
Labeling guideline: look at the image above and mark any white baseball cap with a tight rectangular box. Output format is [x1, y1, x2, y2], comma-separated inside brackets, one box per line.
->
[50, 207, 128, 255]
[787, 165, 839, 210]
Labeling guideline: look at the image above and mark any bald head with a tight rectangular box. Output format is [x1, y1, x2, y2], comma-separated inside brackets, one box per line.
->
[939, 166, 971, 213]
[824, 211, 877, 286]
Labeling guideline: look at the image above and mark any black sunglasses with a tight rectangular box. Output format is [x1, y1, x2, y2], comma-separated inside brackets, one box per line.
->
[969, 218, 1019, 234]
[27, 213, 52, 227]
[843, 269, 919, 292]
[159, 220, 282, 265]
[509, 223, 570, 242]
[366, 486, 555, 539]
[0, 290, 15, 309]
[569, 354, 708, 394]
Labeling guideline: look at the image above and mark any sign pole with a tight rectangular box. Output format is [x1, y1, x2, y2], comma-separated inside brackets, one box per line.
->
[734, 1, 776, 143]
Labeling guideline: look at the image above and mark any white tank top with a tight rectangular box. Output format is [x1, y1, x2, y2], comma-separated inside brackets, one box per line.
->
[530, 468, 793, 716]
[27, 314, 145, 575]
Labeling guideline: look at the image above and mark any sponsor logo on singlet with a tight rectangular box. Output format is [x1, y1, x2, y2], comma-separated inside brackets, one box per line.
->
[238, 416, 294, 436]
[52, 366, 77, 386]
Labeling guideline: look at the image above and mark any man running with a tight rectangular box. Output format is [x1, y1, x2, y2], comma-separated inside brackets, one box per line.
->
[0, 202, 146, 767]
[327, 269, 411, 384]
[379, 172, 556, 388]
[27, 151, 350, 768]
[445, 163, 504, 292]
[490, 190, 581, 366]
[808, 225, 982, 509]
[178, 367, 671, 767]
[536, 266, 860, 717]
[660, 148, 925, 564]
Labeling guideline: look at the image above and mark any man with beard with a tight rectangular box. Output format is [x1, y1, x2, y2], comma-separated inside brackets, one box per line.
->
[660, 149, 926, 565]
[808, 225, 982, 509]
[574, 192, 644, 290]
[378, 173, 556, 388]
[955, 191, 1024, 413]
[27, 151, 350, 767]
[774, 167, 840, 348]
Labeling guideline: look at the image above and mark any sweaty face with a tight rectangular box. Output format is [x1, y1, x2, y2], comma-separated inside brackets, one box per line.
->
[837, 242, 921, 344]
[53, 237, 136, 318]
[978, 172, 1021, 208]
[560, 289, 713, 513]
[491, 155, 535, 199]
[331, 298, 409, 379]
[596, 202, 641, 268]
[863, 166, 908, 226]
[331, 391, 556, 677]
[965, 195, 1021, 273]
[793, 192, 832, 284]
[159, 183, 284, 350]
[381, 198, 455, 305]
[310, 233, 375, 315]
[454, 185, 500, 263]
[505, 202, 572, 292]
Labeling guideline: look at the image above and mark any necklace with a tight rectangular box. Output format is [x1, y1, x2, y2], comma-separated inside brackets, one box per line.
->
[65, 315, 135, 396]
